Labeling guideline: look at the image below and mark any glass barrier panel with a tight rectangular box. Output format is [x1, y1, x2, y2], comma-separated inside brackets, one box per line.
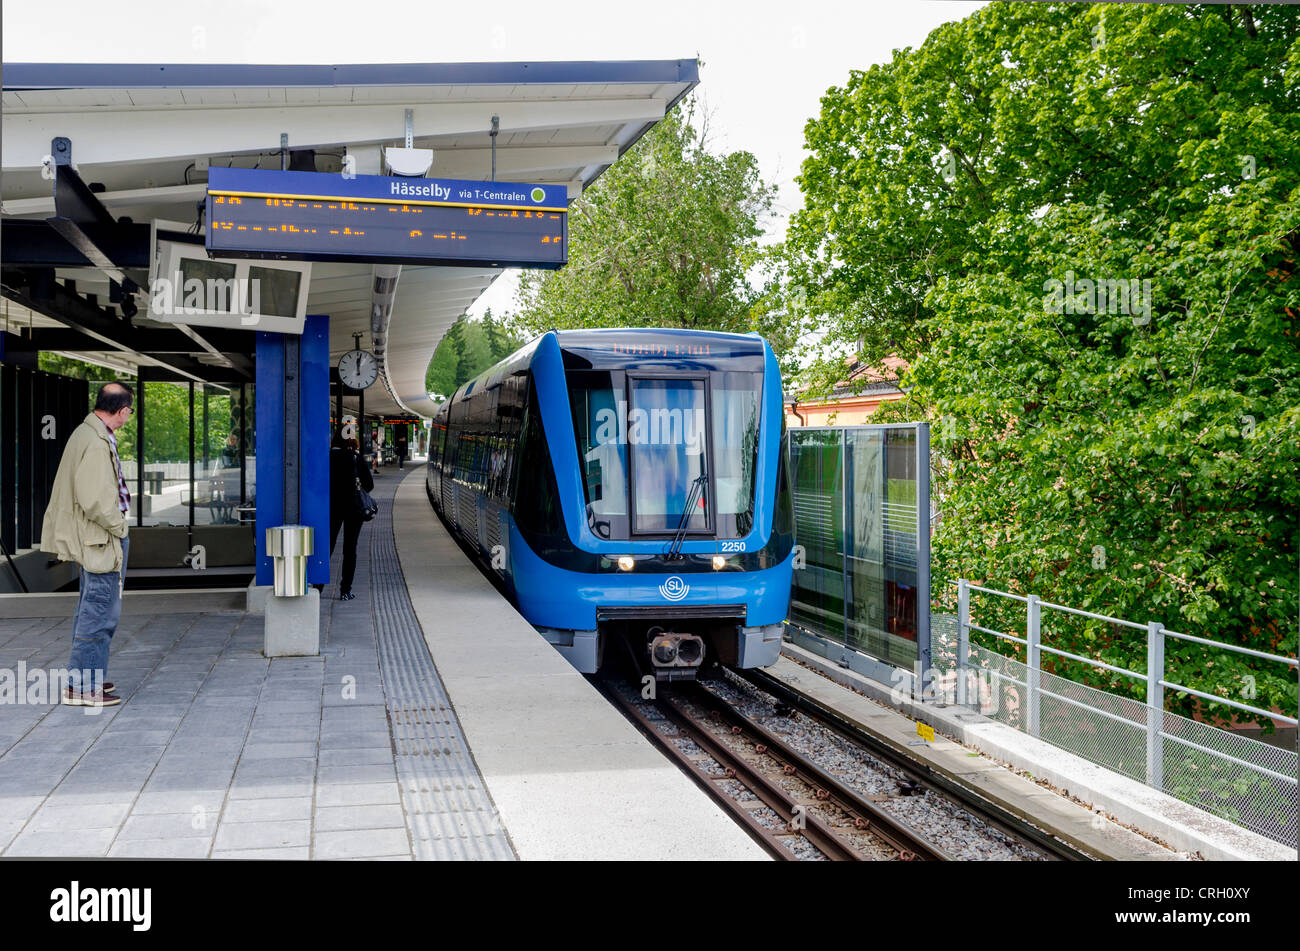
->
[789, 428, 846, 645]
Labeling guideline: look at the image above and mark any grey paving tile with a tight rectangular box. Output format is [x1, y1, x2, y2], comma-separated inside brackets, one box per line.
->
[56, 773, 152, 796]
[227, 779, 314, 801]
[340, 854, 413, 861]
[105, 715, 184, 732]
[153, 752, 240, 773]
[195, 687, 263, 699]
[6, 734, 97, 756]
[317, 747, 394, 768]
[89, 727, 172, 748]
[237, 720, 315, 741]
[317, 764, 397, 786]
[220, 797, 312, 823]
[5, 827, 116, 857]
[321, 687, 387, 707]
[141, 769, 233, 793]
[0, 795, 46, 822]
[213, 818, 310, 851]
[177, 711, 252, 727]
[238, 741, 318, 760]
[78, 747, 166, 768]
[129, 691, 202, 705]
[211, 846, 309, 860]
[321, 704, 388, 723]
[108, 836, 212, 858]
[317, 730, 392, 750]
[131, 789, 227, 815]
[233, 758, 316, 781]
[243, 727, 319, 744]
[33, 707, 115, 728]
[262, 682, 324, 694]
[42, 787, 140, 809]
[313, 804, 406, 833]
[25, 801, 131, 832]
[252, 693, 320, 709]
[313, 828, 409, 859]
[116, 812, 213, 840]
[166, 735, 246, 753]
[0, 756, 77, 784]
[315, 782, 402, 808]
[189, 699, 259, 713]
[0, 815, 27, 851]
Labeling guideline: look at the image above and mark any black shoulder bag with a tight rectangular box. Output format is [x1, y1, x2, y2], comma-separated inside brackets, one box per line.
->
[353, 454, 379, 521]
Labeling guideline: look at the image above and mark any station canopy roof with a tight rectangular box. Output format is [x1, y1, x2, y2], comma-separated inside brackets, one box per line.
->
[1, 60, 698, 417]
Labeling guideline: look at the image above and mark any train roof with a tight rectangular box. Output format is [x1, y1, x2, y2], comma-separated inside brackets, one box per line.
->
[443, 327, 771, 411]
[553, 327, 766, 354]
[555, 327, 768, 372]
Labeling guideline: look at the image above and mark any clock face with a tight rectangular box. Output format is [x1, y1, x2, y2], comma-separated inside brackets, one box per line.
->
[338, 349, 378, 390]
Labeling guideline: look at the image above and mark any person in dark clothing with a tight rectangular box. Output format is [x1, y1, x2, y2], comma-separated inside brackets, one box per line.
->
[396, 435, 408, 470]
[329, 433, 374, 601]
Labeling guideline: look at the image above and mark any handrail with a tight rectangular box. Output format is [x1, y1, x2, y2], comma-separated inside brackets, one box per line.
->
[955, 575, 1300, 837]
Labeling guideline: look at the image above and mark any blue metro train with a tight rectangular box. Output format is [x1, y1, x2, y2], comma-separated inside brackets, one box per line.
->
[426, 328, 794, 679]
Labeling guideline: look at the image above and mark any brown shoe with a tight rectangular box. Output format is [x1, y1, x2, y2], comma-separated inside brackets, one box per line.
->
[62, 686, 121, 707]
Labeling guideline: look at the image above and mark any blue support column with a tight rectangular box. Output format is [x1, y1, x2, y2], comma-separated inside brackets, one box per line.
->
[255, 314, 330, 587]
[254, 334, 284, 587]
[299, 315, 330, 585]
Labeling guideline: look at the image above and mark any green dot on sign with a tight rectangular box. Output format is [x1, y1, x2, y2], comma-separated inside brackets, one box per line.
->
[531, 187, 545, 202]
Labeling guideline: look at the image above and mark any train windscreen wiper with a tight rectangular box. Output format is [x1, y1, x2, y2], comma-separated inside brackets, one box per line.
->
[666, 473, 707, 561]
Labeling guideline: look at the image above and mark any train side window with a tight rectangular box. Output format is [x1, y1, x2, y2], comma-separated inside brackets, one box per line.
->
[513, 378, 565, 542]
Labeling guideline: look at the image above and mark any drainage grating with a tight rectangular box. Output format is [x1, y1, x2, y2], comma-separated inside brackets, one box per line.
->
[351, 476, 516, 861]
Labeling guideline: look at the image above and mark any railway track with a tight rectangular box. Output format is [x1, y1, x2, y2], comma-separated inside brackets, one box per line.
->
[597, 676, 951, 861]
[732, 666, 1093, 861]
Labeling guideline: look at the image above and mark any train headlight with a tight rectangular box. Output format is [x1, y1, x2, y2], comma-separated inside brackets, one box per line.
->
[617, 555, 635, 571]
[712, 555, 726, 570]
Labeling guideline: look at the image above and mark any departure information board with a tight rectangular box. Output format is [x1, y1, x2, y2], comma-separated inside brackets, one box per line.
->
[205, 167, 568, 268]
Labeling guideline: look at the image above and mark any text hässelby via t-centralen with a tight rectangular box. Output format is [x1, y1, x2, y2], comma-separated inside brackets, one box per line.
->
[389, 181, 538, 204]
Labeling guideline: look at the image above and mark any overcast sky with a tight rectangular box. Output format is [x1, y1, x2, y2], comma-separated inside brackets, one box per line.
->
[4, 0, 986, 316]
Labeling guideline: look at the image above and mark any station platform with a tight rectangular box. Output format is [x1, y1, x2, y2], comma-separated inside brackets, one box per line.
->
[0, 468, 764, 860]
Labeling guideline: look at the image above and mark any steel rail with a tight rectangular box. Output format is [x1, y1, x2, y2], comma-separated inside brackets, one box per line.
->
[598, 681, 864, 860]
[734, 667, 1094, 861]
[678, 683, 948, 861]
[656, 690, 864, 861]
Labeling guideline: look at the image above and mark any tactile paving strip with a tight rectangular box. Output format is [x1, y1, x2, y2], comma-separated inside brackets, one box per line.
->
[356, 476, 516, 861]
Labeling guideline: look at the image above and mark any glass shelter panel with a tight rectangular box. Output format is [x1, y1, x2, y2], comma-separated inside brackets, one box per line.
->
[141, 381, 192, 526]
[242, 383, 256, 520]
[790, 424, 928, 668]
[789, 429, 845, 642]
[844, 428, 922, 664]
[193, 384, 239, 525]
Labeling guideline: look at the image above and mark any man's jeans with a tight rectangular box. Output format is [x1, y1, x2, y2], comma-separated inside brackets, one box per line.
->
[67, 536, 129, 693]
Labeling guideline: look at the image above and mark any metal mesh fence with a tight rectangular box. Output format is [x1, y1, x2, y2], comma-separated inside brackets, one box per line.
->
[932, 613, 1298, 845]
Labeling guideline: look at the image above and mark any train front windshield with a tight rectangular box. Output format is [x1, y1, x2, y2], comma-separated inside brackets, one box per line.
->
[569, 371, 761, 540]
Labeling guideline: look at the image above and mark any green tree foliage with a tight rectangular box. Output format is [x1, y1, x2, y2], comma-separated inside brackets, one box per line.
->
[509, 101, 802, 367]
[36, 355, 245, 468]
[37, 353, 138, 458]
[424, 309, 522, 400]
[788, 2, 1300, 724]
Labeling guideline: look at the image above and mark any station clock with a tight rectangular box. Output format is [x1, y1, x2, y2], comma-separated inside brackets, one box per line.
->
[338, 349, 379, 390]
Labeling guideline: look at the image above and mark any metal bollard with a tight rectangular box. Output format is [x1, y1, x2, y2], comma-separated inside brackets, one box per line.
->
[267, 525, 313, 597]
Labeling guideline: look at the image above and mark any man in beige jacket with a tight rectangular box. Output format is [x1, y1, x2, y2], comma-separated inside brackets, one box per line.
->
[41, 382, 134, 707]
